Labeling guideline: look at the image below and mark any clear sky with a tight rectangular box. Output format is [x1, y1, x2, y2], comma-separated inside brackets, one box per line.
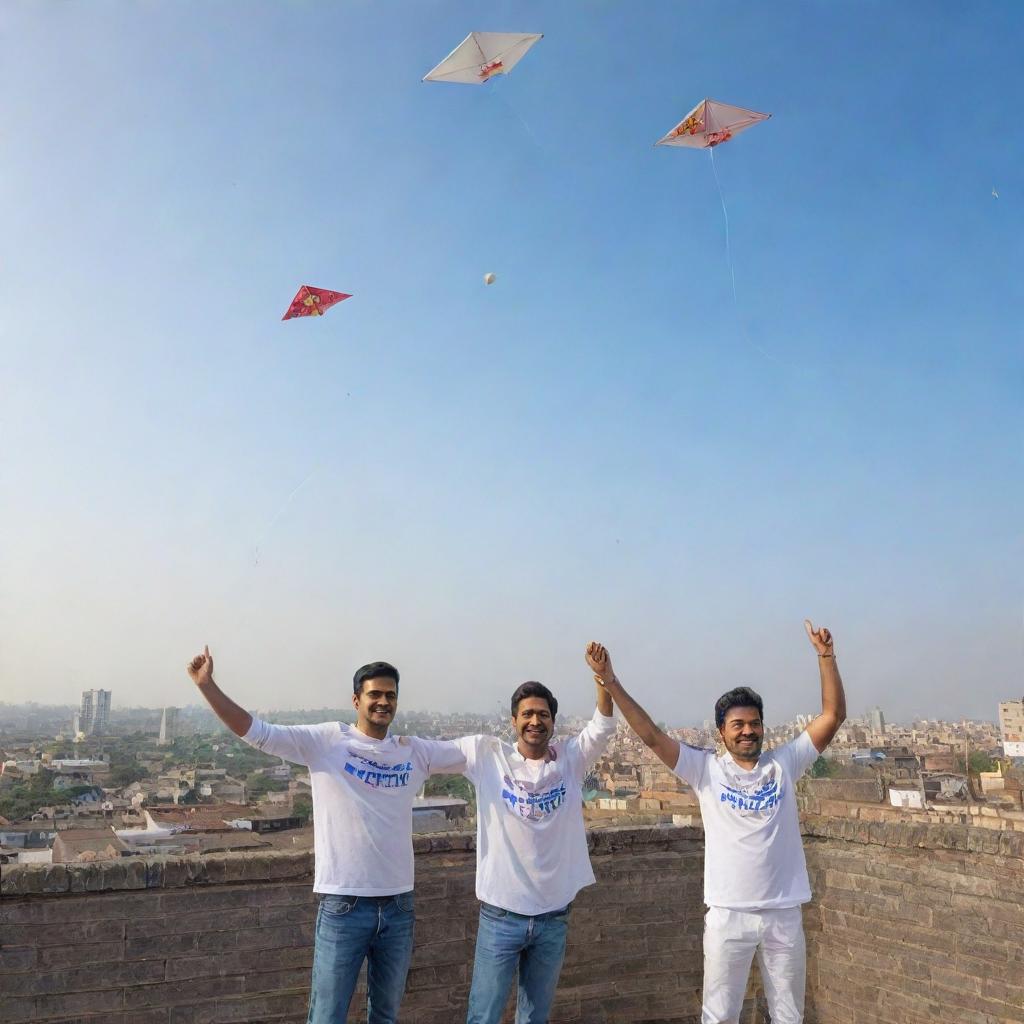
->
[2, 1, 1021, 726]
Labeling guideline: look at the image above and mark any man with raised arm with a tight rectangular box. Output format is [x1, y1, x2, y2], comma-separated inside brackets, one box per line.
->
[453, 651, 616, 1024]
[586, 622, 846, 1024]
[186, 647, 465, 1024]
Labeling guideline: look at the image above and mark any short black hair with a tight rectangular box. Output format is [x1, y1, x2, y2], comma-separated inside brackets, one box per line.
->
[510, 681, 558, 718]
[714, 686, 763, 729]
[353, 662, 400, 696]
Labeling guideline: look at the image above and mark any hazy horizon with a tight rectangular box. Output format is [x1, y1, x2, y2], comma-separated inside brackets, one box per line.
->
[0, 697, 1001, 734]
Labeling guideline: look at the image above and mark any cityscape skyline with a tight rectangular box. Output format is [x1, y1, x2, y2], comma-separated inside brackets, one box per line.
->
[4, 627, 1024, 727]
[0, 694, 1013, 736]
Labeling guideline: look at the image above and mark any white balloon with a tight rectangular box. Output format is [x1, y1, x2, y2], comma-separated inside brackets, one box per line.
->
[483, 272, 496, 285]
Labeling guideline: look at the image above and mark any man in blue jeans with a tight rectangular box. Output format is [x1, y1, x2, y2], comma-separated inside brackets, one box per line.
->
[451, 643, 617, 1023]
[186, 647, 464, 1024]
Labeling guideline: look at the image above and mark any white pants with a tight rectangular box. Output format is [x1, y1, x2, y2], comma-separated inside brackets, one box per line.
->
[702, 906, 806, 1024]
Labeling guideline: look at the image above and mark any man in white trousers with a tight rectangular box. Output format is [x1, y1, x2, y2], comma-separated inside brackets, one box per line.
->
[587, 621, 846, 1024]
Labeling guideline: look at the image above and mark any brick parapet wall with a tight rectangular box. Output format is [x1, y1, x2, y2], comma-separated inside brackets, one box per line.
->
[1, 821, 1022, 1024]
[797, 777, 884, 804]
[801, 816, 1024, 1024]
[799, 795, 1024, 831]
[0, 828, 729, 1024]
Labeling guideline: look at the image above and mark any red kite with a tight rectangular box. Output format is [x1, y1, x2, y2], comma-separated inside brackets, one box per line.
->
[282, 285, 351, 321]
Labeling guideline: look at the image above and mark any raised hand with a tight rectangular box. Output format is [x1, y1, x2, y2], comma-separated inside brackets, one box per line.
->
[585, 641, 617, 685]
[804, 620, 834, 657]
[804, 620, 846, 751]
[188, 645, 215, 687]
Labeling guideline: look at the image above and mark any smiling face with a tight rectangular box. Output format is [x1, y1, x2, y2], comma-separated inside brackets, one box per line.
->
[512, 696, 554, 759]
[353, 677, 398, 739]
[719, 705, 764, 765]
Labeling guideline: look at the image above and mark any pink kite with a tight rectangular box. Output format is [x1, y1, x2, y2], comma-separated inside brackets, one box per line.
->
[656, 98, 770, 149]
[282, 285, 351, 321]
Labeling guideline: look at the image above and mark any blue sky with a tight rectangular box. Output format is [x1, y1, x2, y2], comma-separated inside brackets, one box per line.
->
[1, 1, 1021, 725]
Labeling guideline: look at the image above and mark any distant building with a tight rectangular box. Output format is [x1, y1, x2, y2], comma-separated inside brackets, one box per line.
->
[259, 761, 292, 781]
[79, 689, 111, 736]
[144, 805, 250, 833]
[637, 762, 687, 793]
[888, 784, 924, 809]
[226, 812, 305, 834]
[52, 827, 130, 864]
[411, 796, 468, 832]
[158, 707, 178, 746]
[920, 751, 958, 773]
[922, 772, 969, 802]
[870, 707, 887, 735]
[998, 699, 1024, 758]
[978, 764, 1006, 796]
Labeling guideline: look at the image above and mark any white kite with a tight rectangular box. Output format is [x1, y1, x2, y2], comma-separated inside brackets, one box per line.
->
[423, 32, 542, 85]
[656, 98, 770, 149]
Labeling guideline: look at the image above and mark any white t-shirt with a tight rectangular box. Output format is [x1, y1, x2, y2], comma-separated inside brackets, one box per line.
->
[243, 719, 464, 895]
[454, 708, 616, 916]
[672, 730, 819, 911]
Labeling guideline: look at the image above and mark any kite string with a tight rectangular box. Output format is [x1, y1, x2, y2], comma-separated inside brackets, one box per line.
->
[252, 468, 318, 566]
[709, 147, 780, 366]
[709, 146, 738, 307]
[488, 78, 543, 151]
[206, 464, 315, 647]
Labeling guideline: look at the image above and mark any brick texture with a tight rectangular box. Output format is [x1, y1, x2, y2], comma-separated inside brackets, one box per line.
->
[1, 822, 1021, 1023]
[801, 816, 1024, 1024]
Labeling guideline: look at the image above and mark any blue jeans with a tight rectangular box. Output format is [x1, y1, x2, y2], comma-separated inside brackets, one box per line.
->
[466, 902, 571, 1024]
[307, 892, 415, 1024]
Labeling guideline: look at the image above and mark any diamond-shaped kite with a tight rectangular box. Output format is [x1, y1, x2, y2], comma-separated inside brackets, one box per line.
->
[423, 32, 542, 85]
[282, 285, 351, 321]
[656, 98, 770, 149]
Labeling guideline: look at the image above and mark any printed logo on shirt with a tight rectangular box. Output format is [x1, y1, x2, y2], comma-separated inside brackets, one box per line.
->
[500, 773, 566, 822]
[344, 754, 413, 789]
[718, 775, 782, 815]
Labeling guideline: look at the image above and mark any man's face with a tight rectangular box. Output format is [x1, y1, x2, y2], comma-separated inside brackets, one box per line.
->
[353, 677, 398, 729]
[512, 697, 554, 753]
[719, 706, 764, 761]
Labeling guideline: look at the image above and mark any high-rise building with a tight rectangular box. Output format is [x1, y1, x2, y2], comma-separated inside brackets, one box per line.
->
[79, 689, 111, 736]
[998, 699, 1024, 758]
[870, 707, 887, 735]
[159, 707, 179, 746]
